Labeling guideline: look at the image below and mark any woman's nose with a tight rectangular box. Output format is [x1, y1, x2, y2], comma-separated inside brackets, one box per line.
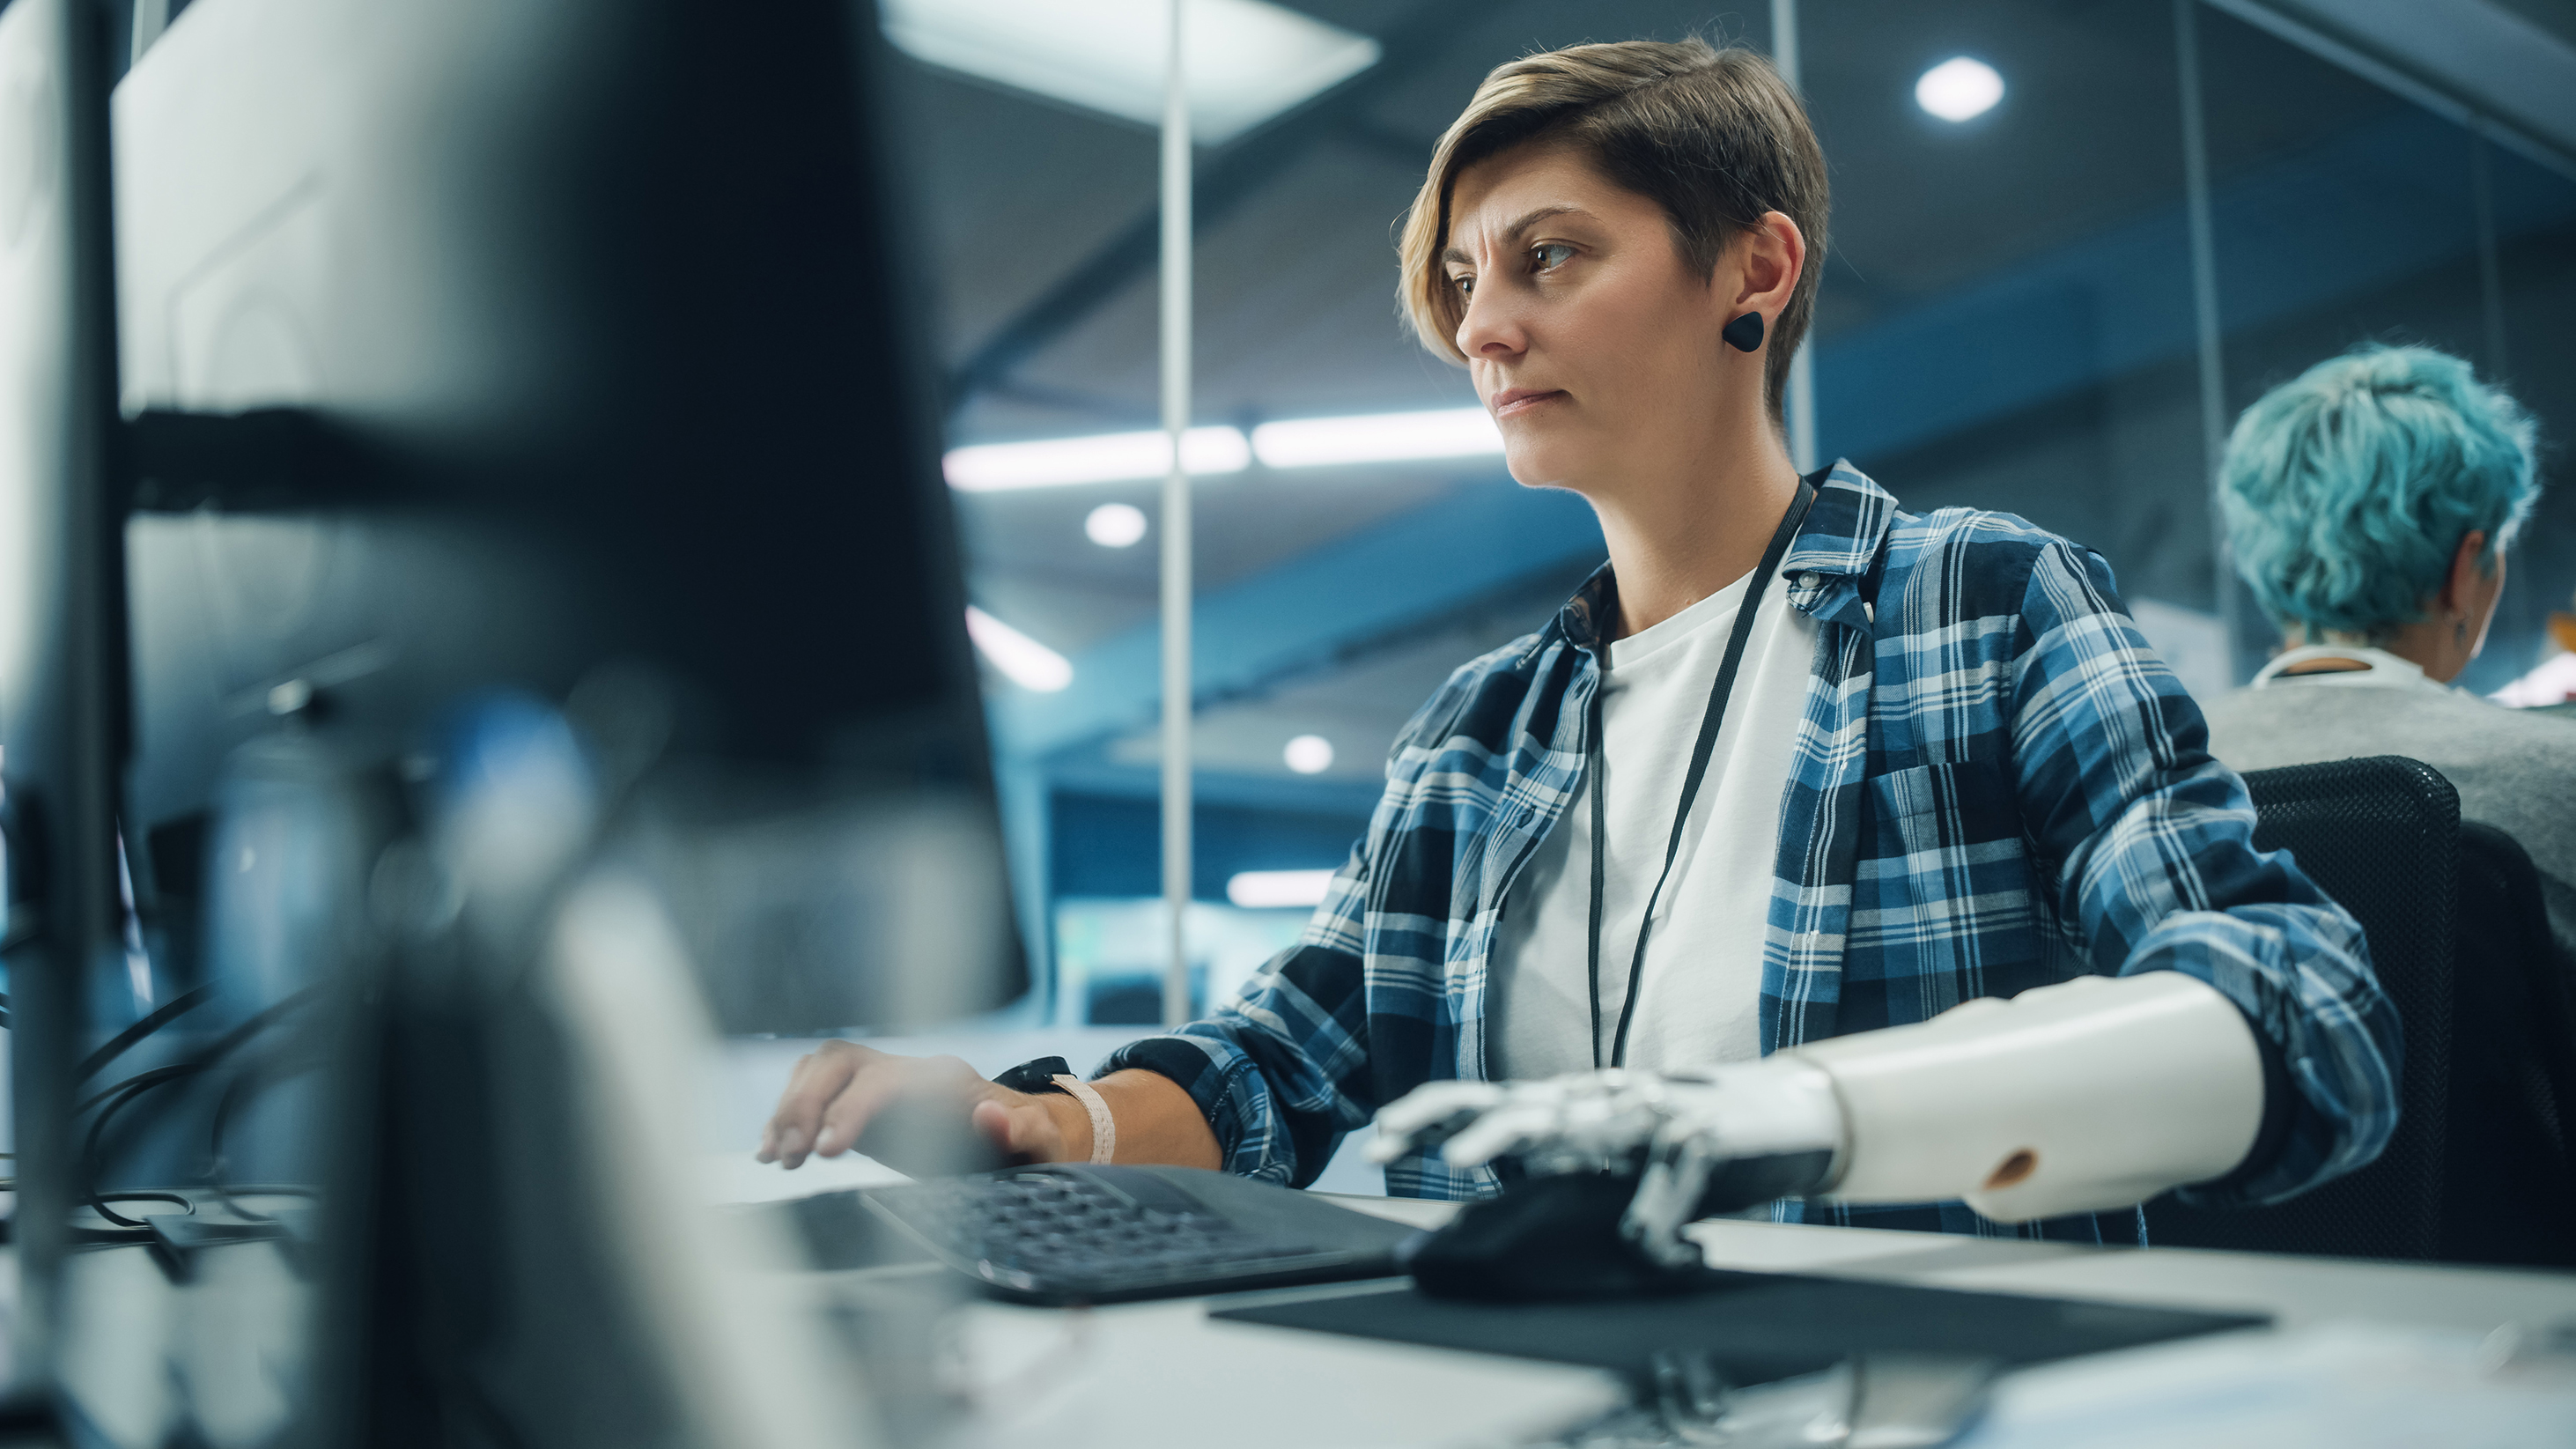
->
[1456, 284, 1524, 361]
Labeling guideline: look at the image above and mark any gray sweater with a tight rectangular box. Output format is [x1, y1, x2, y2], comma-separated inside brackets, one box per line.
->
[2201, 679, 2576, 967]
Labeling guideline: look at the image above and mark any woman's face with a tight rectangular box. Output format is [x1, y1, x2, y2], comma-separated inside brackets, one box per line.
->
[1443, 143, 1756, 496]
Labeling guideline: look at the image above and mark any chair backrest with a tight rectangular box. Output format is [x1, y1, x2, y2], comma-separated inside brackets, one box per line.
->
[2144, 756, 2576, 1267]
[2439, 821, 2576, 1266]
[2144, 756, 2455, 1261]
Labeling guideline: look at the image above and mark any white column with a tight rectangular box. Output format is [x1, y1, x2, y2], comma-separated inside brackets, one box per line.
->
[1160, 0, 1194, 1030]
[1771, 0, 1818, 473]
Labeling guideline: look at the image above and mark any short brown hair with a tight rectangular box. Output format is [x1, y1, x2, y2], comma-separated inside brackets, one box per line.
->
[1398, 39, 1829, 423]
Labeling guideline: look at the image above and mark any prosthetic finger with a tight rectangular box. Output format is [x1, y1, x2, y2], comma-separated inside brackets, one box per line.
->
[1621, 1129, 1723, 1267]
[1439, 1098, 1599, 1167]
[1368, 1080, 1513, 1161]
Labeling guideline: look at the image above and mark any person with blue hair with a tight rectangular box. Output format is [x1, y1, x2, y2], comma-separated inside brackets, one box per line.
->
[2203, 343, 2575, 965]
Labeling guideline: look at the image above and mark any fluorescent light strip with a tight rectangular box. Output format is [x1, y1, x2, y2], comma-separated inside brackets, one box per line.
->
[963, 605, 1074, 692]
[944, 426, 1250, 492]
[945, 408, 1501, 492]
[1251, 407, 1501, 469]
[1225, 868, 1336, 909]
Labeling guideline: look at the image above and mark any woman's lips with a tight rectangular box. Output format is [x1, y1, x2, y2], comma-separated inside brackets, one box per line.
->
[1490, 388, 1565, 419]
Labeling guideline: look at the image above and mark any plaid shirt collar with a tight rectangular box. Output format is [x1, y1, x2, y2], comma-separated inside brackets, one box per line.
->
[1544, 469, 1901, 656]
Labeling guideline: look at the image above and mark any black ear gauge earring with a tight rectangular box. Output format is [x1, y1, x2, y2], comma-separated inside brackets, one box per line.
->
[1722, 311, 1765, 353]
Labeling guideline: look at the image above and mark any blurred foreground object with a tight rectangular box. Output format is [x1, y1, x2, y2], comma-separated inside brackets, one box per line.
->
[48, 0, 1025, 1441]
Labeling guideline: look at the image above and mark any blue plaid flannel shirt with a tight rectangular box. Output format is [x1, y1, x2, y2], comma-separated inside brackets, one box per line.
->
[1108, 463, 2401, 1242]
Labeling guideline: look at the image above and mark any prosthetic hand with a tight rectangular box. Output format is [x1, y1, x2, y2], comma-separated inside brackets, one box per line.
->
[1373, 972, 2267, 1270]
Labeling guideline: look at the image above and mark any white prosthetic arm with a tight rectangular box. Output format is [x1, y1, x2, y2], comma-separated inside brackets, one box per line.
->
[1372, 972, 2266, 1268]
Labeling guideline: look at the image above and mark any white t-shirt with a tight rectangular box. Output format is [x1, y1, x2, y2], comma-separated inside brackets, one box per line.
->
[1487, 566, 1817, 1078]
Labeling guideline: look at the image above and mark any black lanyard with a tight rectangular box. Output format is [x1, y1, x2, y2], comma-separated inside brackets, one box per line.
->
[1586, 479, 1817, 1068]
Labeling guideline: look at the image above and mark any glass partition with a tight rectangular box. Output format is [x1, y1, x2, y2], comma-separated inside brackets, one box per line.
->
[1800, 0, 2225, 692]
[2195, 4, 2514, 686]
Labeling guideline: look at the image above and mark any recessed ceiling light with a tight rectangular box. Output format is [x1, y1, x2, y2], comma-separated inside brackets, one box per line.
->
[880, 0, 1380, 145]
[1915, 56, 2004, 122]
[963, 605, 1073, 691]
[1226, 868, 1335, 908]
[1085, 502, 1149, 548]
[1283, 734, 1334, 774]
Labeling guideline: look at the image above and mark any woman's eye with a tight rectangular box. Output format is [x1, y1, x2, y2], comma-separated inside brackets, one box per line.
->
[1532, 242, 1576, 270]
[1451, 273, 1475, 298]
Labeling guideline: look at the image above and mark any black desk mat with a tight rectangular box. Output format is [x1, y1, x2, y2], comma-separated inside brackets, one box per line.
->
[1214, 1271, 2265, 1383]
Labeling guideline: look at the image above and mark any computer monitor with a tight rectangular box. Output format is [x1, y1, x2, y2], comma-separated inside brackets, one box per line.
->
[113, 0, 1022, 1031]
[79, 0, 1020, 1438]
[0, 0, 128, 1393]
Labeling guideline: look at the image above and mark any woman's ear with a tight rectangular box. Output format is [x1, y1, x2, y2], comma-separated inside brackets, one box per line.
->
[1727, 211, 1805, 316]
[2440, 529, 2493, 614]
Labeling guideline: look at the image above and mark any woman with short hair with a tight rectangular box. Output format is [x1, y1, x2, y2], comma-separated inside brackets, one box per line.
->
[764, 39, 2396, 1250]
[2202, 344, 2574, 964]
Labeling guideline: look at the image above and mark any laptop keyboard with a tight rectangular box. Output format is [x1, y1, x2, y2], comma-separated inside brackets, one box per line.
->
[853, 1164, 1399, 1302]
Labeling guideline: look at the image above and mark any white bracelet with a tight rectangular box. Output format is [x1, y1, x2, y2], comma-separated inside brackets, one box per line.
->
[1053, 1075, 1116, 1164]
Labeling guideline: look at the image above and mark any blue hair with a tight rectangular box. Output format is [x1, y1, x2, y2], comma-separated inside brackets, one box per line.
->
[2219, 344, 2539, 639]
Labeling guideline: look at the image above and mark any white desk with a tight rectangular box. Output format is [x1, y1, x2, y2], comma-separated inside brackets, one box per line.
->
[54, 1173, 2576, 1448]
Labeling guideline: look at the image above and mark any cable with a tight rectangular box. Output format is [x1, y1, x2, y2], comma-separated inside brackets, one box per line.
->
[75, 1058, 203, 1119]
[72, 1189, 194, 1240]
[204, 1025, 331, 1219]
[95, 1190, 191, 1217]
[207, 1181, 317, 1224]
[76, 983, 215, 1083]
[82, 1072, 211, 1225]
[77, 987, 322, 1227]
[76, 987, 319, 1114]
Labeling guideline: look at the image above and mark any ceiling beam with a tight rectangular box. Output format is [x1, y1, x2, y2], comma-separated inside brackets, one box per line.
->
[988, 479, 1604, 761]
[2206, 0, 2576, 180]
[1816, 105, 2576, 467]
[940, 0, 1479, 415]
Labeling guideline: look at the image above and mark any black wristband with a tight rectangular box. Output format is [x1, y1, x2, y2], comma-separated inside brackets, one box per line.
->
[992, 1056, 1074, 1096]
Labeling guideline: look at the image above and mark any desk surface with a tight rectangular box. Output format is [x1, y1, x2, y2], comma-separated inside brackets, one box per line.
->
[924, 1192, 2576, 1448]
[55, 1166, 2576, 1448]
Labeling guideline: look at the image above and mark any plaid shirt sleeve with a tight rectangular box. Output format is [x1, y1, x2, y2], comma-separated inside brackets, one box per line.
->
[2011, 537, 2403, 1207]
[1095, 861, 1378, 1187]
[1095, 650, 1504, 1187]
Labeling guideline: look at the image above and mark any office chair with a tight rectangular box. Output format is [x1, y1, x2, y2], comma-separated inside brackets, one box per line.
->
[2142, 756, 2576, 1268]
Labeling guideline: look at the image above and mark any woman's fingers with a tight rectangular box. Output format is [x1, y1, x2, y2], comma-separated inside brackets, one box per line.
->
[812, 1053, 941, 1158]
[761, 1047, 1051, 1173]
[971, 1096, 1065, 1163]
[759, 1042, 873, 1168]
[755, 1053, 818, 1163]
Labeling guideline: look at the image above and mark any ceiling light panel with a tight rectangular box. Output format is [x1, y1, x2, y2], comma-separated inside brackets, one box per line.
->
[944, 425, 1250, 491]
[964, 605, 1074, 691]
[1251, 408, 1502, 469]
[1226, 869, 1335, 908]
[881, 0, 1380, 144]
